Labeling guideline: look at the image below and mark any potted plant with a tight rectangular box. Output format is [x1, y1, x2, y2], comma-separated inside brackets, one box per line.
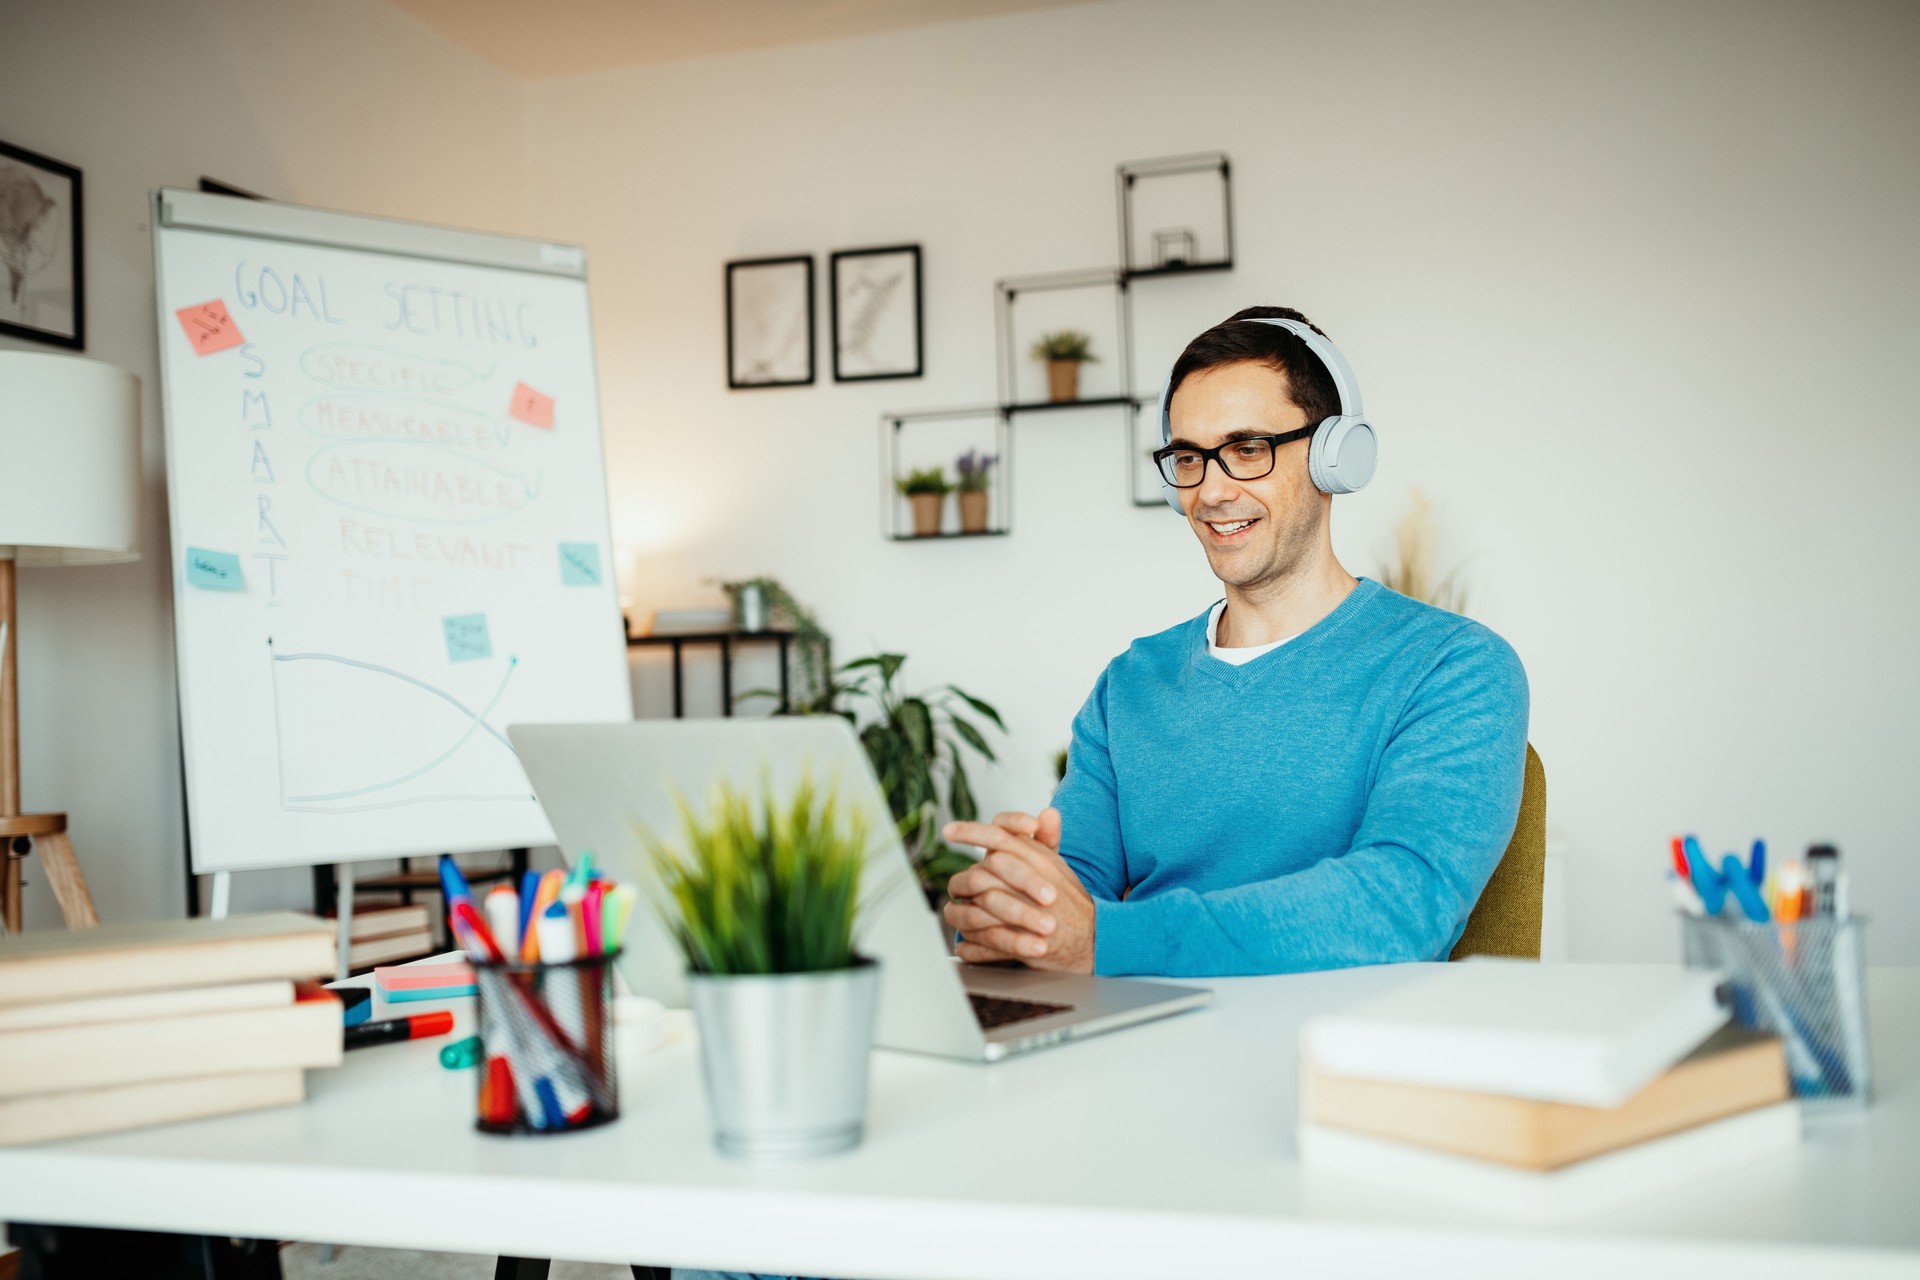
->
[645, 770, 881, 1161]
[1030, 329, 1099, 402]
[895, 466, 952, 537]
[954, 449, 997, 534]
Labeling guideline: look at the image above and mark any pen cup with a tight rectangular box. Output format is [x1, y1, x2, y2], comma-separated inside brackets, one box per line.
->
[1680, 913, 1872, 1109]
[471, 953, 620, 1135]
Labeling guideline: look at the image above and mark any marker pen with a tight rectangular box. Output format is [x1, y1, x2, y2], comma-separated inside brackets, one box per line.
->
[344, 1010, 455, 1051]
[485, 884, 522, 960]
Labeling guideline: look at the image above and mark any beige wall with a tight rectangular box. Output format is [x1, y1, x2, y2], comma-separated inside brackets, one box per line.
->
[5, 0, 1917, 962]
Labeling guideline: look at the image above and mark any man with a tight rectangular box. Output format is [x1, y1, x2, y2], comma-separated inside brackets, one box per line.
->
[942, 306, 1529, 976]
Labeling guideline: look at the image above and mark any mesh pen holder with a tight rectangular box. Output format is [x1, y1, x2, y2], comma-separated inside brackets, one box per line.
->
[472, 953, 620, 1135]
[1680, 914, 1872, 1109]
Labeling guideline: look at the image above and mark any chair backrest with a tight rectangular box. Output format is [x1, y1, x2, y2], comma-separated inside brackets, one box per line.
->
[1450, 744, 1546, 961]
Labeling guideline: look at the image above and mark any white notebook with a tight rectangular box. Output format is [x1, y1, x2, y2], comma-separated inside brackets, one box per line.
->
[1300, 960, 1730, 1106]
[1298, 1102, 1800, 1224]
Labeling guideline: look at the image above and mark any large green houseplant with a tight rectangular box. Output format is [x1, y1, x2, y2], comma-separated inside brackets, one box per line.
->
[645, 770, 881, 1161]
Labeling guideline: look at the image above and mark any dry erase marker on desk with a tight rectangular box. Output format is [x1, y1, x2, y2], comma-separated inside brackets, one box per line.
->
[345, 1011, 455, 1051]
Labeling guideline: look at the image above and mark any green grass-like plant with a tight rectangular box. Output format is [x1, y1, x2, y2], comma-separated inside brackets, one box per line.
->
[895, 466, 953, 496]
[1030, 329, 1099, 363]
[644, 770, 869, 976]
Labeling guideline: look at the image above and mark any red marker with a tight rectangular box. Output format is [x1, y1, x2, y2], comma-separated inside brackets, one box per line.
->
[1669, 836, 1689, 880]
[343, 1011, 455, 1051]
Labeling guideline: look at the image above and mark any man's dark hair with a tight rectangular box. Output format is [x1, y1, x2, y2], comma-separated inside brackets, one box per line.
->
[1165, 305, 1340, 429]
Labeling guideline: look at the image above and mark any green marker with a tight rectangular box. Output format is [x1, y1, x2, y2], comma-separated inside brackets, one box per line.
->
[439, 1035, 483, 1070]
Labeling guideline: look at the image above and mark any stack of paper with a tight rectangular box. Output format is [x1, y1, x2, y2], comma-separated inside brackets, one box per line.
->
[1297, 960, 1797, 1222]
[0, 913, 340, 1146]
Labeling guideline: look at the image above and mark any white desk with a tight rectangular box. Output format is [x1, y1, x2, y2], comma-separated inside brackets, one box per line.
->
[1, 964, 1916, 1279]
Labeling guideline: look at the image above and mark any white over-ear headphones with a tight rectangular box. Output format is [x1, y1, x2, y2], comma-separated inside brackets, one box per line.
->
[1157, 317, 1378, 510]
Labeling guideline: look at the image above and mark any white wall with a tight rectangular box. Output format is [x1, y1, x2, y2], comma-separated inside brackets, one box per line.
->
[524, 0, 1920, 961]
[0, 0, 530, 925]
[7, 0, 1918, 964]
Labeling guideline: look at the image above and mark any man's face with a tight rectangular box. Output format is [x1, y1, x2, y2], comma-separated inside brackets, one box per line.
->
[1166, 361, 1327, 592]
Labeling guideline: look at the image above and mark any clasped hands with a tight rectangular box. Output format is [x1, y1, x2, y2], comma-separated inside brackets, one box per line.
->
[941, 806, 1096, 974]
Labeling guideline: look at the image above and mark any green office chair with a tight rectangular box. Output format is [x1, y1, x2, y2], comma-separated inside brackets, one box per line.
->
[1450, 744, 1546, 961]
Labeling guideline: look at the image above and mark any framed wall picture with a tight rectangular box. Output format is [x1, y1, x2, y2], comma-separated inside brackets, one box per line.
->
[830, 244, 923, 382]
[725, 255, 815, 389]
[0, 139, 84, 350]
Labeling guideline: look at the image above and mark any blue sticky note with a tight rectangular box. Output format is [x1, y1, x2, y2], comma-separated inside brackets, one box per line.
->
[558, 542, 601, 586]
[185, 547, 245, 591]
[442, 613, 492, 663]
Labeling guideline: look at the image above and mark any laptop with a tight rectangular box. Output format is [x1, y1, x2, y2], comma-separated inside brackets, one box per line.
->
[507, 717, 1211, 1061]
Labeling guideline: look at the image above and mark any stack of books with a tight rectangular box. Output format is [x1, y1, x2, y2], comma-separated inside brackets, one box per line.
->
[0, 913, 341, 1146]
[1298, 960, 1797, 1222]
[328, 903, 436, 969]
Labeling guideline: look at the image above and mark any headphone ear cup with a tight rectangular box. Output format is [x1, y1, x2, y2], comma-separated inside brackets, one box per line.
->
[1307, 416, 1377, 495]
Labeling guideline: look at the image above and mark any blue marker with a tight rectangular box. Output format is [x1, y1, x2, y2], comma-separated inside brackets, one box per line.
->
[534, 1077, 565, 1130]
[1748, 838, 1766, 887]
[517, 869, 541, 949]
[437, 854, 472, 908]
[1720, 854, 1772, 924]
[1683, 836, 1725, 915]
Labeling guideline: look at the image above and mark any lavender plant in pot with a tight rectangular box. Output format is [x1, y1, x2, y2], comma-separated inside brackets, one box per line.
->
[954, 449, 997, 534]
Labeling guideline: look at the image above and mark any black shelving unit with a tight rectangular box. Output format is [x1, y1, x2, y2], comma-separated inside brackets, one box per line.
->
[881, 151, 1234, 536]
[627, 629, 796, 717]
[1117, 151, 1234, 277]
[882, 406, 1012, 540]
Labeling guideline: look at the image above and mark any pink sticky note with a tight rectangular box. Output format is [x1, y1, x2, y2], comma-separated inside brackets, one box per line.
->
[509, 382, 554, 429]
[174, 299, 245, 356]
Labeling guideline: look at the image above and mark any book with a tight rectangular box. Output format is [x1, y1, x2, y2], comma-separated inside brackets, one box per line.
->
[326, 904, 431, 942]
[1299, 959, 1730, 1107]
[0, 982, 341, 1099]
[1297, 1101, 1801, 1224]
[0, 912, 335, 1009]
[1301, 1025, 1789, 1170]
[0, 1069, 304, 1147]
[346, 931, 435, 968]
[0, 979, 294, 1034]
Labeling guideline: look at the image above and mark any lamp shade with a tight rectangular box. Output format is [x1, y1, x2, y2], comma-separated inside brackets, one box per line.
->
[0, 352, 141, 567]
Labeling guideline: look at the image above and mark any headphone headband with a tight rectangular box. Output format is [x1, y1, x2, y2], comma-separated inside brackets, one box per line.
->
[1156, 313, 1378, 503]
[1238, 317, 1363, 418]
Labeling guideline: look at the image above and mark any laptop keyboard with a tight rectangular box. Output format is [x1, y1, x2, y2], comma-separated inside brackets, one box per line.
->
[969, 992, 1073, 1030]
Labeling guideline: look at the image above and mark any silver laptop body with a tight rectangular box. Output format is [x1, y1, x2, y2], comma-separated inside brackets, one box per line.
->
[507, 717, 1210, 1061]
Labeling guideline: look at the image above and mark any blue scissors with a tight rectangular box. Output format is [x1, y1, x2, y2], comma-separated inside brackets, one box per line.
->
[1684, 836, 1770, 922]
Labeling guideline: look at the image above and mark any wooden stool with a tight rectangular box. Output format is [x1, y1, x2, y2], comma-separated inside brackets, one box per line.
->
[0, 812, 99, 932]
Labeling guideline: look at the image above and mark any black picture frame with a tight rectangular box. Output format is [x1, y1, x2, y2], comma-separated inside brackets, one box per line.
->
[725, 255, 815, 389]
[830, 244, 923, 382]
[0, 139, 84, 350]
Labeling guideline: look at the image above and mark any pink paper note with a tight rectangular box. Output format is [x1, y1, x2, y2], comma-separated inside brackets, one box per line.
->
[509, 381, 555, 429]
[174, 299, 245, 356]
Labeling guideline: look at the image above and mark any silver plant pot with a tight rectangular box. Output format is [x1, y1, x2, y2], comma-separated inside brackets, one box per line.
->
[734, 582, 769, 632]
[686, 959, 879, 1161]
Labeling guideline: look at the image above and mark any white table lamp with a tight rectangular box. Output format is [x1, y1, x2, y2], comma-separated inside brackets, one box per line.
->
[0, 351, 142, 932]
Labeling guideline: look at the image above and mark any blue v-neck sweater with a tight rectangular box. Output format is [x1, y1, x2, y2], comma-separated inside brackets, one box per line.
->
[1053, 579, 1529, 977]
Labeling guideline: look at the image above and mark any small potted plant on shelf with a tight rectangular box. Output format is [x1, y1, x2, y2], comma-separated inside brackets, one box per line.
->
[1031, 329, 1099, 402]
[644, 769, 882, 1162]
[954, 449, 997, 534]
[895, 466, 952, 537]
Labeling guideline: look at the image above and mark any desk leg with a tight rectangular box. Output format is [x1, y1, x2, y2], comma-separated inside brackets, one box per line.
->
[777, 633, 791, 713]
[493, 1259, 551, 1280]
[670, 640, 685, 719]
[720, 635, 733, 716]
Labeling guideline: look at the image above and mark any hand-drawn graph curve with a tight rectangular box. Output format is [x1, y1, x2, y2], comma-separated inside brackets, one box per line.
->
[267, 639, 534, 813]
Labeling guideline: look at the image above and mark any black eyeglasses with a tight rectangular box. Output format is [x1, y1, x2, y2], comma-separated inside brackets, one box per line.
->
[1151, 426, 1315, 488]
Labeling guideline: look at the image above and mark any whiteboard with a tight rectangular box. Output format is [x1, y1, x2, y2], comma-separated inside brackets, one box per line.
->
[152, 189, 630, 873]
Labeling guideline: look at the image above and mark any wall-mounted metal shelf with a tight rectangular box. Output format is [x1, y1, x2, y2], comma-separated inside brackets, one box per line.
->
[879, 152, 1234, 541]
[881, 406, 1012, 540]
